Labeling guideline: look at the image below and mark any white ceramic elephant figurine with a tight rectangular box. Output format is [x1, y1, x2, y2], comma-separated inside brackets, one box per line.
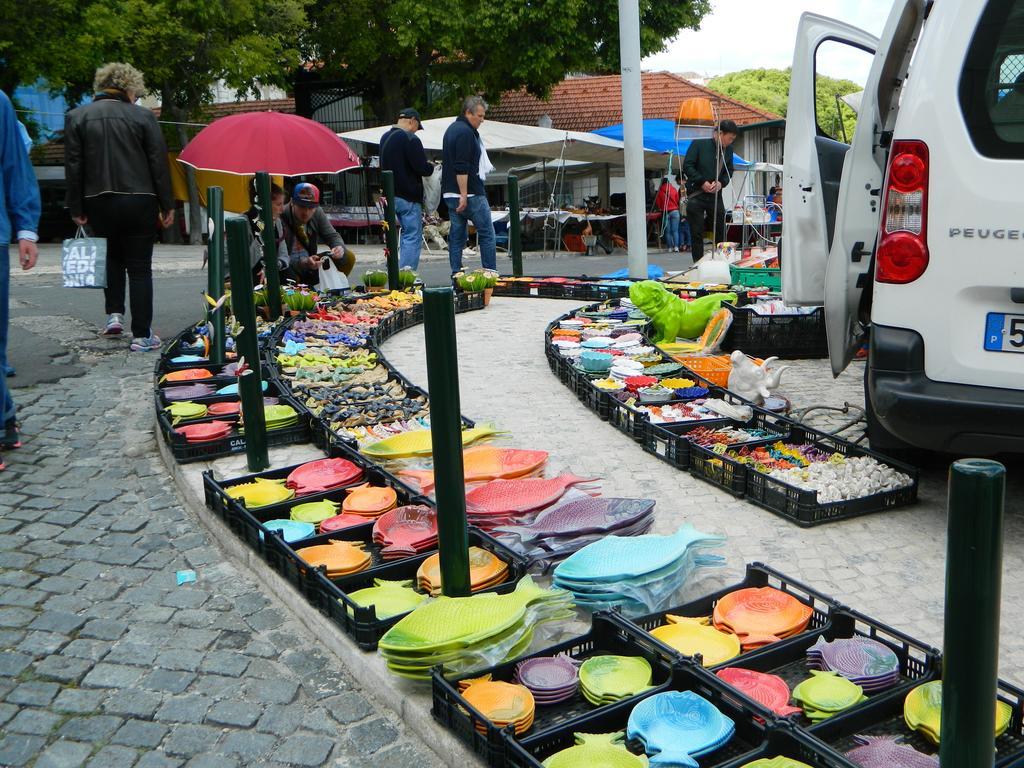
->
[727, 350, 790, 404]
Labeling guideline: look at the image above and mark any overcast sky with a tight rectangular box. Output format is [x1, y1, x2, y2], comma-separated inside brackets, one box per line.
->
[641, 0, 895, 85]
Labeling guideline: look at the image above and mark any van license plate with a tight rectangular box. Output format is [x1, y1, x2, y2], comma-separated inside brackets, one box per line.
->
[984, 313, 1024, 353]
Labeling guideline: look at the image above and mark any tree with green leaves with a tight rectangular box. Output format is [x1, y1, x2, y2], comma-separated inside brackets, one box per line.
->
[708, 68, 862, 141]
[303, 0, 712, 123]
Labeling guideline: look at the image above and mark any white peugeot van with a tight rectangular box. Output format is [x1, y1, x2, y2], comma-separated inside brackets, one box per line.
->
[783, 0, 1024, 454]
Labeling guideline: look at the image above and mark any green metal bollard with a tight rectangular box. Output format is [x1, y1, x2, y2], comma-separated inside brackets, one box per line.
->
[508, 175, 522, 277]
[382, 170, 401, 291]
[238, 369, 269, 472]
[256, 171, 282, 320]
[423, 288, 470, 597]
[940, 458, 1005, 768]
[226, 217, 268, 471]
[206, 186, 226, 365]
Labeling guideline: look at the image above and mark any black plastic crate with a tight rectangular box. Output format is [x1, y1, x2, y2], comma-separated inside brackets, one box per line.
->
[641, 416, 735, 469]
[156, 377, 286, 410]
[432, 612, 679, 768]
[157, 397, 312, 464]
[808, 676, 1024, 768]
[723, 303, 828, 360]
[709, 605, 940, 730]
[504, 661, 771, 768]
[712, 726, 858, 768]
[741, 424, 919, 527]
[578, 380, 614, 421]
[623, 563, 837, 669]
[608, 396, 650, 442]
[305, 526, 526, 651]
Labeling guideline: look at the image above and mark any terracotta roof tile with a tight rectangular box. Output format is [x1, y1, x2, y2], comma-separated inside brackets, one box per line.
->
[490, 71, 779, 132]
[153, 98, 296, 120]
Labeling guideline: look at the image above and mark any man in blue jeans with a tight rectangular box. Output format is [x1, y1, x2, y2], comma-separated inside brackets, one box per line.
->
[379, 108, 433, 270]
[441, 95, 496, 277]
[0, 91, 41, 468]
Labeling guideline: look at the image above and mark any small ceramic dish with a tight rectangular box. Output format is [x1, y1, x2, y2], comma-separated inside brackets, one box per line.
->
[639, 386, 675, 404]
[581, 351, 614, 373]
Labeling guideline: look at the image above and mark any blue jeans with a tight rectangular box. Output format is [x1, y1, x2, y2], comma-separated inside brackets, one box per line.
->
[662, 209, 680, 250]
[445, 195, 496, 274]
[678, 218, 691, 248]
[0, 248, 13, 428]
[394, 197, 423, 270]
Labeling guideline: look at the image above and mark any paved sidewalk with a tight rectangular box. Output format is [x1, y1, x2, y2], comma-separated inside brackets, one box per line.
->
[0, 356, 441, 767]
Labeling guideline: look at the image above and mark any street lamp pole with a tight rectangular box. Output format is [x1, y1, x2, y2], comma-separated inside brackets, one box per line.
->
[619, 0, 649, 281]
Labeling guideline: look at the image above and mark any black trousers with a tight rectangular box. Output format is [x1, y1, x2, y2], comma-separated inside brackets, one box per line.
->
[84, 193, 159, 338]
[686, 191, 726, 256]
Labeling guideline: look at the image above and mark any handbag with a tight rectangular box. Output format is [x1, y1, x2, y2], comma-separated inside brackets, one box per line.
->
[316, 256, 349, 292]
[62, 226, 108, 288]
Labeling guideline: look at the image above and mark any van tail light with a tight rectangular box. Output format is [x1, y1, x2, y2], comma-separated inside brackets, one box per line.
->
[876, 140, 929, 284]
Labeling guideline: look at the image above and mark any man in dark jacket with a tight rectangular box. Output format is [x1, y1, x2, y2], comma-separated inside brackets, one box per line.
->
[683, 119, 738, 258]
[279, 183, 355, 287]
[65, 62, 175, 351]
[380, 108, 434, 270]
[441, 96, 496, 276]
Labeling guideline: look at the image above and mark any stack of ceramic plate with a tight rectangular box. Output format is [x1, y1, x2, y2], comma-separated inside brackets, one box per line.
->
[806, 636, 900, 692]
[226, 478, 295, 508]
[263, 519, 315, 543]
[610, 358, 645, 380]
[650, 616, 741, 667]
[713, 587, 813, 650]
[416, 546, 510, 596]
[346, 579, 428, 620]
[578, 656, 653, 706]
[791, 670, 867, 721]
[716, 668, 802, 718]
[903, 680, 1012, 746]
[286, 458, 364, 495]
[844, 735, 938, 767]
[342, 483, 398, 518]
[175, 420, 233, 443]
[319, 511, 374, 533]
[165, 401, 208, 420]
[378, 576, 574, 680]
[741, 759, 815, 768]
[164, 383, 216, 401]
[543, 733, 647, 768]
[260, 404, 299, 432]
[290, 499, 344, 528]
[495, 495, 655, 571]
[162, 367, 213, 383]
[464, 473, 598, 532]
[514, 655, 579, 706]
[373, 505, 437, 559]
[462, 680, 535, 736]
[552, 526, 725, 616]
[295, 540, 372, 578]
[627, 691, 735, 766]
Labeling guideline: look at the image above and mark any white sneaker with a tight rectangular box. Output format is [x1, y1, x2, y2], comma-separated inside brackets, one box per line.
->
[463, 247, 477, 256]
[103, 313, 123, 335]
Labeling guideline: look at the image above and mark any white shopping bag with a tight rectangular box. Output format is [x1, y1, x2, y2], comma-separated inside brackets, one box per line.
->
[62, 226, 108, 288]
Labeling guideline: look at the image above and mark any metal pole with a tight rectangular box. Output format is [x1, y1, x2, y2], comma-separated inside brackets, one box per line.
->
[423, 288, 470, 597]
[618, 0, 649, 280]
[382, 170, 401, 290]
[940, 458, 1005, 768]
[256, 171, 282, 319]
[226, 217, 268, 471]
[206, 186, 226, 365]
[507, 175, 523, 276]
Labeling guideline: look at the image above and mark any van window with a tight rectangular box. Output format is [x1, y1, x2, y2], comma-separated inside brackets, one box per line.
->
[959, 0, 1024, 156]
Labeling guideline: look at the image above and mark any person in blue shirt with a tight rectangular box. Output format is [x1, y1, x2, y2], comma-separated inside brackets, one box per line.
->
[0, 90, 41, 468]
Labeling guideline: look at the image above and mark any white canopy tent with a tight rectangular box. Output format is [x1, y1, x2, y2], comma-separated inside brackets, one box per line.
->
[339, 117, 670, 169]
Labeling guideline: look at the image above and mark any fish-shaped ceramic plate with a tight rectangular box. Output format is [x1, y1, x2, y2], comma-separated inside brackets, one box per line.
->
[578, 656, 652, 701]
[206, 401, 242, 416]
[289, 499, 340, 525]
[496, 497, 655, 543]
[398, 446, 549, 493]
[466, 474, 599, 516]
[844, 735, 938, 767]
[379, 576, 570, 653]
[554, 526, 724, 583]
[417, 547, 508, 596]
[651, 617, 740, 667]
[163, 383, 216, 401]
[362, 425, 503, 459]
[462, 680, 535, 734]
[175, 421, 233, 443]
[715, 667, 802, 717]
[713, 588, 813, 647]
[286, 458, 364, 494]
[627, 691, 735, 767]
[296, 540, 371, 576]
[346, 579, 428, 620]
[163, 368, 214, 382]
[740, 759, 814, 768]
[542, 732, 648, 768]
[807, 636, 899, 679]
[343, 483, 398, 517]
[319, 512, 372, 533]
[373, 505, 436, 555]
[263, 519, 315, 543]
[165, 401, 208, 420]
[791, 671, 866, 719]
[226, 478, 295, 508]
[903, 680, 1012, 745]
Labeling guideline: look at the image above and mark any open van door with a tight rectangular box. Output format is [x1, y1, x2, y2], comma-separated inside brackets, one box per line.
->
[782, 14, 878, 306]
[825, 0, 926, 375]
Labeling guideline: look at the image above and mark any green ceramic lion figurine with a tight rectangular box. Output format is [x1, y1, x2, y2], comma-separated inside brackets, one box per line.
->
[628, 280, 737, 342]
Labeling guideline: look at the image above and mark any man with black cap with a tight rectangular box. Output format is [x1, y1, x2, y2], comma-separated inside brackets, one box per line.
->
[380, 108, 434, 269]
[683, 119, 739, 257]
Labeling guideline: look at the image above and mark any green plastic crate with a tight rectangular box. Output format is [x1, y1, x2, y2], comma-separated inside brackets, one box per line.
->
[730, 265, 782, 290]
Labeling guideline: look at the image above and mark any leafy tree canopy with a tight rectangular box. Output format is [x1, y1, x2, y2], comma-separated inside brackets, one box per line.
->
[708, 67, 862, 141]
[303, 0, 712, 123]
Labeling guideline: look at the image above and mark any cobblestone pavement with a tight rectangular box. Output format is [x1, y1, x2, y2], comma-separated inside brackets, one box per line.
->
[0, 356, 442, 767]
[382, 296, 1024, 685]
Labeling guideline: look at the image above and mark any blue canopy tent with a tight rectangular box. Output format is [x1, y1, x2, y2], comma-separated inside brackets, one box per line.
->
[592, 119, 751, 168]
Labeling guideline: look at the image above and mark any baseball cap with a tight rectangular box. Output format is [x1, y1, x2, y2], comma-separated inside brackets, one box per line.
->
[398, 107, 423, 129]
[291, 183, 320, 208]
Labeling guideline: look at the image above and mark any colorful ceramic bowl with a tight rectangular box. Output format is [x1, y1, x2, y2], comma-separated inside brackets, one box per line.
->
[581, 351, 614, 373]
